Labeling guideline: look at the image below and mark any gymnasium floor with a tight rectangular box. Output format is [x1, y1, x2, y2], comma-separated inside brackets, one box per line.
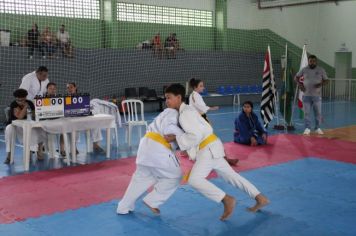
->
[0, 100, 356, 236]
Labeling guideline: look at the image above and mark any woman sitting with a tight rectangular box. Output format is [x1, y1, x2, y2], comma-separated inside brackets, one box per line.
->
[234, 101, 267, 146]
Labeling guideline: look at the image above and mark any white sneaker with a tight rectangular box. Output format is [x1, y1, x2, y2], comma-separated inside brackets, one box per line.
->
[303, 128, 311, 135]
[315, 128, 324, 135]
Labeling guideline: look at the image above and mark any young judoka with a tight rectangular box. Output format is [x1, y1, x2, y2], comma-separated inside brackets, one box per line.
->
[116, 103, 183, 215]
[164, 84, 269, 221]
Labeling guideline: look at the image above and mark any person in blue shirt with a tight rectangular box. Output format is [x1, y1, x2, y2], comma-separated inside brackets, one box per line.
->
[234, 101, 267, 146]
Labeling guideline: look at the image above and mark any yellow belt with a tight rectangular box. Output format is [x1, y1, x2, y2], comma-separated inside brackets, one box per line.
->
[145, 132, 172, 150]
[182, 133, 218, 182]
[199, 134, 218, 150]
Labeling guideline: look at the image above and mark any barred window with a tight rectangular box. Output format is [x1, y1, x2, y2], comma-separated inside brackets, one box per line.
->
[0, 0, 100, 19]
[117, 2, 213, 27]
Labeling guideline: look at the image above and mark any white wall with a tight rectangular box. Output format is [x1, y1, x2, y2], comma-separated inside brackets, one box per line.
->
[227, 0, 356, 68]
[118, 0, 215, 11]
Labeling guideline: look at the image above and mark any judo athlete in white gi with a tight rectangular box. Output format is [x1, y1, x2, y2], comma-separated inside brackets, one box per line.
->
[164, 84, 269, 221]
[117, 107, 183, 215]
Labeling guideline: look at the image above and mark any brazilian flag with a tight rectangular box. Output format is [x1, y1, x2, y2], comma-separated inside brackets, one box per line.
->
[279, 62, 295, 125]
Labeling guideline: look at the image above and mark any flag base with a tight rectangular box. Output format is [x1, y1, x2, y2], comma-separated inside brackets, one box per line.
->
[273, 125, 285, 130]
[273, 125, 295, 131]
[287, 125, 295, 131]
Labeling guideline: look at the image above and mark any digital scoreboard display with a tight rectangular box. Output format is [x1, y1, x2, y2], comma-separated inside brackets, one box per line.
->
[35, 97, 65, 120]
[34, 94, 91, 120]
[64, 94, 91, 117]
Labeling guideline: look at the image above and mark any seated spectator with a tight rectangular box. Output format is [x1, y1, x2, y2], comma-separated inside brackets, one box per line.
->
[59, 82, 104, 156]
[45, 82, 57, 97]
[27, 23, 41, 59]
[172, 33, 181, 50]
[57, 25, 73, 58]
[4, 89, 46, 164]
[41, 27, 56, 59]
[164, 33, 176, 59]
[152, 32, 163, 58]
[234, 101, 267, 146]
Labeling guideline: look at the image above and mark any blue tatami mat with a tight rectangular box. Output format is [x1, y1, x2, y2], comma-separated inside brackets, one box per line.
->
[1, 158, 355, 236]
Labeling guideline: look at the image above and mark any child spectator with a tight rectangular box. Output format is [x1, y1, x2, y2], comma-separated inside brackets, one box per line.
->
[234, 101, 267, 146]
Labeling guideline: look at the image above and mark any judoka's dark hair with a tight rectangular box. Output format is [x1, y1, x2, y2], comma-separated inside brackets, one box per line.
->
[242, 100, 253, 109]
[13, 88, 28, 98]
[46, 82, 57, 89]
[189, 78, 202, 89]
[308, 55, 317, 60]
[165, 83, 185, 100]
[36, 66, 48, 73]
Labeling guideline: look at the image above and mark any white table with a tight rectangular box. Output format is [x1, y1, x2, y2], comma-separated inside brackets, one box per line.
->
[11, 114, 115, 171]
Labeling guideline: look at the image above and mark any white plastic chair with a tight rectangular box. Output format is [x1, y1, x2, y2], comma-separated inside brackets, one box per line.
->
[90, 99, 121, 147]
[121, 99, 148, 146]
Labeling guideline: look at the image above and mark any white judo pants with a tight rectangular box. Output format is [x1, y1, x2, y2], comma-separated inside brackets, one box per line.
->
[5, 124, 46, 153]
[188, 153, 260, 203]
[117, 164, 181, 214]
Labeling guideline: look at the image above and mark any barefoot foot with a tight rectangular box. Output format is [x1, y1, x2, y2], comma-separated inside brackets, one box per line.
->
[224, 156, 239, 166]
[143, 201, 160, 215]
[247, 194, 269, 212]
[220, 194, 236, 221]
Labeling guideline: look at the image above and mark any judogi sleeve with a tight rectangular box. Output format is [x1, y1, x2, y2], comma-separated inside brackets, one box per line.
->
[175, 109, 204, 151]
[19, 75, 31, 91]
[191, 92, 209, 114]
[161, 109, 184, 150]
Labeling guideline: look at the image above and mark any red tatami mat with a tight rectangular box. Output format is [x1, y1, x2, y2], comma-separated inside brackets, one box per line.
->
[0, 134, 355, 223]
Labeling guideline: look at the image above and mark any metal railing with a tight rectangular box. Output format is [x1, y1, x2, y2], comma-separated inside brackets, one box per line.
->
[322, 78, 356, 101]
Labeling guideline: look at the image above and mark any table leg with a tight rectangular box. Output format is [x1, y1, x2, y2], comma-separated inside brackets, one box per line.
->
[86, 130, 92, 153]
[24, 124, 32, 171]
[10, 125, 16, 164]
[106, 128, 111, 158]
[63, 133, 71, 165]
[71, 131, 77, 163]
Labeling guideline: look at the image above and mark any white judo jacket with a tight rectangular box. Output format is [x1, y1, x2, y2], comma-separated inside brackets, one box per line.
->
[189, 91, 209, 114]
[175, 103, 225, 161]
[136, 108, 183, 176]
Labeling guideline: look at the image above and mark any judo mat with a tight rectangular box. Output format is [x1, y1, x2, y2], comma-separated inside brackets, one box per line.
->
[311, 125, 356, 142]
[0, 134, 356, 235]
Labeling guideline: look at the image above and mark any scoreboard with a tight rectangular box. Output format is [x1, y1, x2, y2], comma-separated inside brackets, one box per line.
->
[64, 95, 90, 117]
[34, 94, 91, 120]
[35, 97, 64, 120]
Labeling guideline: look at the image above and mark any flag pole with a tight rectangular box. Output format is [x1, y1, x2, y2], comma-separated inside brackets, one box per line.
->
[283, 44, 295, 130]
[290, 44, 307, 126]
[283, 44, 288, 129]
[271, 45, 284, 130]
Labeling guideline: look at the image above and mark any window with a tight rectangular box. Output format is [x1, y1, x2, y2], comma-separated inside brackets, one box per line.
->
[117, 2, 213, 27]
[0, 0, 100, 19]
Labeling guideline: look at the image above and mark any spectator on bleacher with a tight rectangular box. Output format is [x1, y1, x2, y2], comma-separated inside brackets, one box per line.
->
[19, 66, 49, 100]
[59, 82, 104, 156]
[172, 33, 180, 50]
[27, 23, 41, 59]
[234, 101, 267, 146]
[164, 33, 176, 59]
[4, 89, 46, 164]
[45, 82, 57, 97]
[152, 32, 163, 58]
[57, 25, 73, 58]
[189, 78, 218, 123]
[40, 27, 56, 59]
